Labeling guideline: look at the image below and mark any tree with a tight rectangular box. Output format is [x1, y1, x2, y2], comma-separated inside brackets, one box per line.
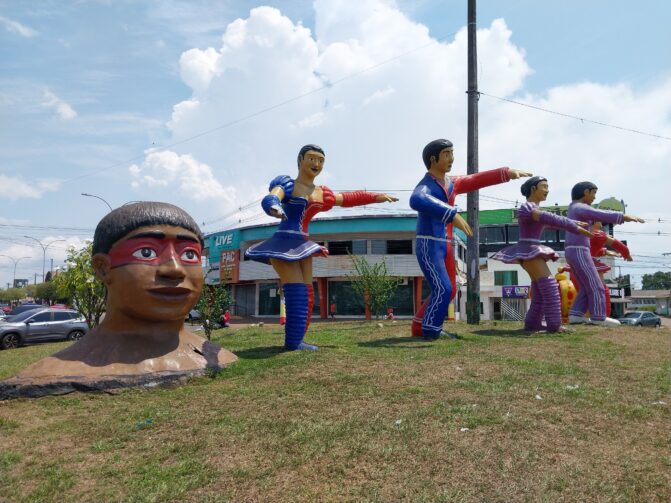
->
[196, 284, 231, 340]
[641, 271, 671, 290]
[53, 242, 107, 328]
[37, 281, 59, 304]
[0, 288, 27, 303]
[348, 254, 399, 320]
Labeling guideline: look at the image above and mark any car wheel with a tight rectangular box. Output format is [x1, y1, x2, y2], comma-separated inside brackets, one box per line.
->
[1, 333, 21, 350]
[656, 322, 661, 328]
[636, 323, 642, 327]
[68, 330, 85, 341]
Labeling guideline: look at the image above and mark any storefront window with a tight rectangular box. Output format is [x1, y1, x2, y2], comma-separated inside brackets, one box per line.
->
[328, 241, 352, 255]
[387, 281, 414, 315]
[258, 282, 280, 316]
[494, 271, 518, 286]
[351, 240, 367, 255]
[371, 239, 386, 254]
[328, 281, 365, 316]
[386, 239, 413, 255]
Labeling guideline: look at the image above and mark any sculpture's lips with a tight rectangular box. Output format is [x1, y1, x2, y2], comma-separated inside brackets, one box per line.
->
[147, 287, 193, 301]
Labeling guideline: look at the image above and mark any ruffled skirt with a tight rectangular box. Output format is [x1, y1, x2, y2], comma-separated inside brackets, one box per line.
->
[491, 242, 559, 264]
[245, 232, 328, 264]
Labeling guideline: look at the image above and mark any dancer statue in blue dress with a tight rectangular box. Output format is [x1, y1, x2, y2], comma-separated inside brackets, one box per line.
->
[245, 145, 398, 350]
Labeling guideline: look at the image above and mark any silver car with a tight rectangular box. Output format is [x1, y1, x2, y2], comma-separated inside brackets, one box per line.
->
[0, 308, 89, 350]
[618, 311, 662, 327]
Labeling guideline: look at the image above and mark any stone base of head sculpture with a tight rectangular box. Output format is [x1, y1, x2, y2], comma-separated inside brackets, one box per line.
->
[0, 202, 236, 400]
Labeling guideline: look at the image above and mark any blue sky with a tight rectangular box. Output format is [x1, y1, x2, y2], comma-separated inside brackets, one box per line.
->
[1, 0, 670, 288]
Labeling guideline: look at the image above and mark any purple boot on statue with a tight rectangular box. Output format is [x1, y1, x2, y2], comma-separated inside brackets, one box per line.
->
[524, 280, 545, 331]
[537, 276, 562, 332]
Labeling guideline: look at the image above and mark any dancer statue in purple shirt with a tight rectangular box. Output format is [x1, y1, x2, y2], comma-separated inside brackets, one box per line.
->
[565, 181, 644, 327]
[492, 177, 592, 332]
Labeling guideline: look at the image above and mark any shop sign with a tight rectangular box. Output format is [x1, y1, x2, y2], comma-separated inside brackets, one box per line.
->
[220, 249, 240, 283]
[502, 285, 530, 298]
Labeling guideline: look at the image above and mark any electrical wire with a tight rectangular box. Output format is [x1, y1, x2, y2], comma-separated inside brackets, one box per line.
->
[480, 91, 671, 141]
[60, 30, 461, 186]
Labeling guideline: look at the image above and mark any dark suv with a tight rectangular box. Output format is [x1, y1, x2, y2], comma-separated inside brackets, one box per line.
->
[0, 308, 89, 350]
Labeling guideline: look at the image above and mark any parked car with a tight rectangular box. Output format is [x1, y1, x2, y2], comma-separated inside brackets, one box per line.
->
[0, 308, 89, 350]
[618, 311, 662, 327]
[186, 309, 201, 322]
[8, 303, 44, 317]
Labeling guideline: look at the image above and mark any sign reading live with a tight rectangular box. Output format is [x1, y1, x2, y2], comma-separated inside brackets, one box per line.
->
[502, 285, 530, 298]
[219, 249, 240, 283]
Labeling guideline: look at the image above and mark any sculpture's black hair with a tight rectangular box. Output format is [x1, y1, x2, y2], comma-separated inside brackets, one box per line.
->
[422, 139, 453, 169]
[521, 176, 548, 198]
[93, 201, 203, 254]
[297, 144, 325, 167]
[571, 181, 598, 201]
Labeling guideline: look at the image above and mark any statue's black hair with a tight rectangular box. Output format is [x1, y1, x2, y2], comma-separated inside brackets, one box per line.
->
[521, 176, 548, 198]
[297, 144, 325, 167]
[93, 201, 203, 254]
[422, 139, 453, 169]
[571, 181, 598, 201]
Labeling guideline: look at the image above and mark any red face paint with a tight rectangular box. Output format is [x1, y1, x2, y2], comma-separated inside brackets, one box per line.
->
[108, 237, 202, 268]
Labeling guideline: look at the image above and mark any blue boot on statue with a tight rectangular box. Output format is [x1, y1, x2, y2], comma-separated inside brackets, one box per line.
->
[283, 283, 318, 351]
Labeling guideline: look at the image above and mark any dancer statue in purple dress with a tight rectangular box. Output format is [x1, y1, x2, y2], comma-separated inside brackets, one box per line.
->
[245, 144, 398, 350]
[565, 181, 644, 327]
[492, 177, 592, 332]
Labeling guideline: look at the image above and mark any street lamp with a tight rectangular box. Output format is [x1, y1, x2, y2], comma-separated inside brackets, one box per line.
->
[22, 236, 66, 282]
[81, 193, 113, 212]
[0, 255, 32, 287]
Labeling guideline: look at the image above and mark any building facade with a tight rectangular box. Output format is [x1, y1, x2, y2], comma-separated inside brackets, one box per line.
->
[204, 214, 467, 319]
[204, 201, 625, 320]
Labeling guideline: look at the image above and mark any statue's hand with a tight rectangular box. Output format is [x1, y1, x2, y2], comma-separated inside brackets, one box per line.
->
[376, 194, 399, 203]
[578, 227, 593, 238]
[269, 205, 287, 220]
[624, 214, 645, 223]
[508, 169, 533, 180]
[453, 213, 473, 237]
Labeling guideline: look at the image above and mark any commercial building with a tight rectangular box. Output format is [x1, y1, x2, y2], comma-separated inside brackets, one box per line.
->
[204, 213, 467, 319]
[204, 199, 626, 320]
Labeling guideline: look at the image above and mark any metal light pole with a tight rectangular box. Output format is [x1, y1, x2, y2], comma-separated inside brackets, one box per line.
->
[0, 255, 32, 287]
[81, 193, 113, 212]
[22, 236, 66, 282]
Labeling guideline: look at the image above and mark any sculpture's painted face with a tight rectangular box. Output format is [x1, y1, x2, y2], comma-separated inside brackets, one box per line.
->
[531, 180, 550, 202]
[431, 147, 454, 174]
[101, 224, 203, 322]
[298, 150, 325, 180]
[583, 188, 598, 205]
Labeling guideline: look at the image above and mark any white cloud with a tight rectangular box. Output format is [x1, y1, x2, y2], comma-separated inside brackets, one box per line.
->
[0, 175, 61, 200]
[0, 15, 38, 38]
[362, 86, 395, 107]
[128, 0, 669, 276]
[42, 88, 77, 120]
[129, 149, 237, 202]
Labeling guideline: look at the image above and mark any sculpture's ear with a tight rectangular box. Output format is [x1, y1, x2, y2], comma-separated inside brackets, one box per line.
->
[92, 253, 112, 285]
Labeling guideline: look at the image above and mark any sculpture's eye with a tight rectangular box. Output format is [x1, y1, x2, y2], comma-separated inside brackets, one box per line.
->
[132, 248, 157, 260]
[180, 249, 200, 263]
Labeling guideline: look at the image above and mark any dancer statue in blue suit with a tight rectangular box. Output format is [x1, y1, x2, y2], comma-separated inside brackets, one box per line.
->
[410, 139, 532, 340]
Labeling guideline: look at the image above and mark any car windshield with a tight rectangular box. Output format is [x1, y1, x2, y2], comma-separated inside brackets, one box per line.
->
[623, 313, 642, 319]
[6, 308, 44, 322]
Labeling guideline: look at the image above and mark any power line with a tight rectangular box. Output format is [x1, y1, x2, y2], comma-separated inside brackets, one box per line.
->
[480, 91, 671, 141]
[61, 30, 461, 186]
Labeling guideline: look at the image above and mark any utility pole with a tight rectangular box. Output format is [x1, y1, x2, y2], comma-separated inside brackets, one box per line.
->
[465, 0, 480, 324]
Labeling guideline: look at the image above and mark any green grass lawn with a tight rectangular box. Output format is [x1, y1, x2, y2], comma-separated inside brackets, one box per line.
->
[0, 321, 669, 503]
